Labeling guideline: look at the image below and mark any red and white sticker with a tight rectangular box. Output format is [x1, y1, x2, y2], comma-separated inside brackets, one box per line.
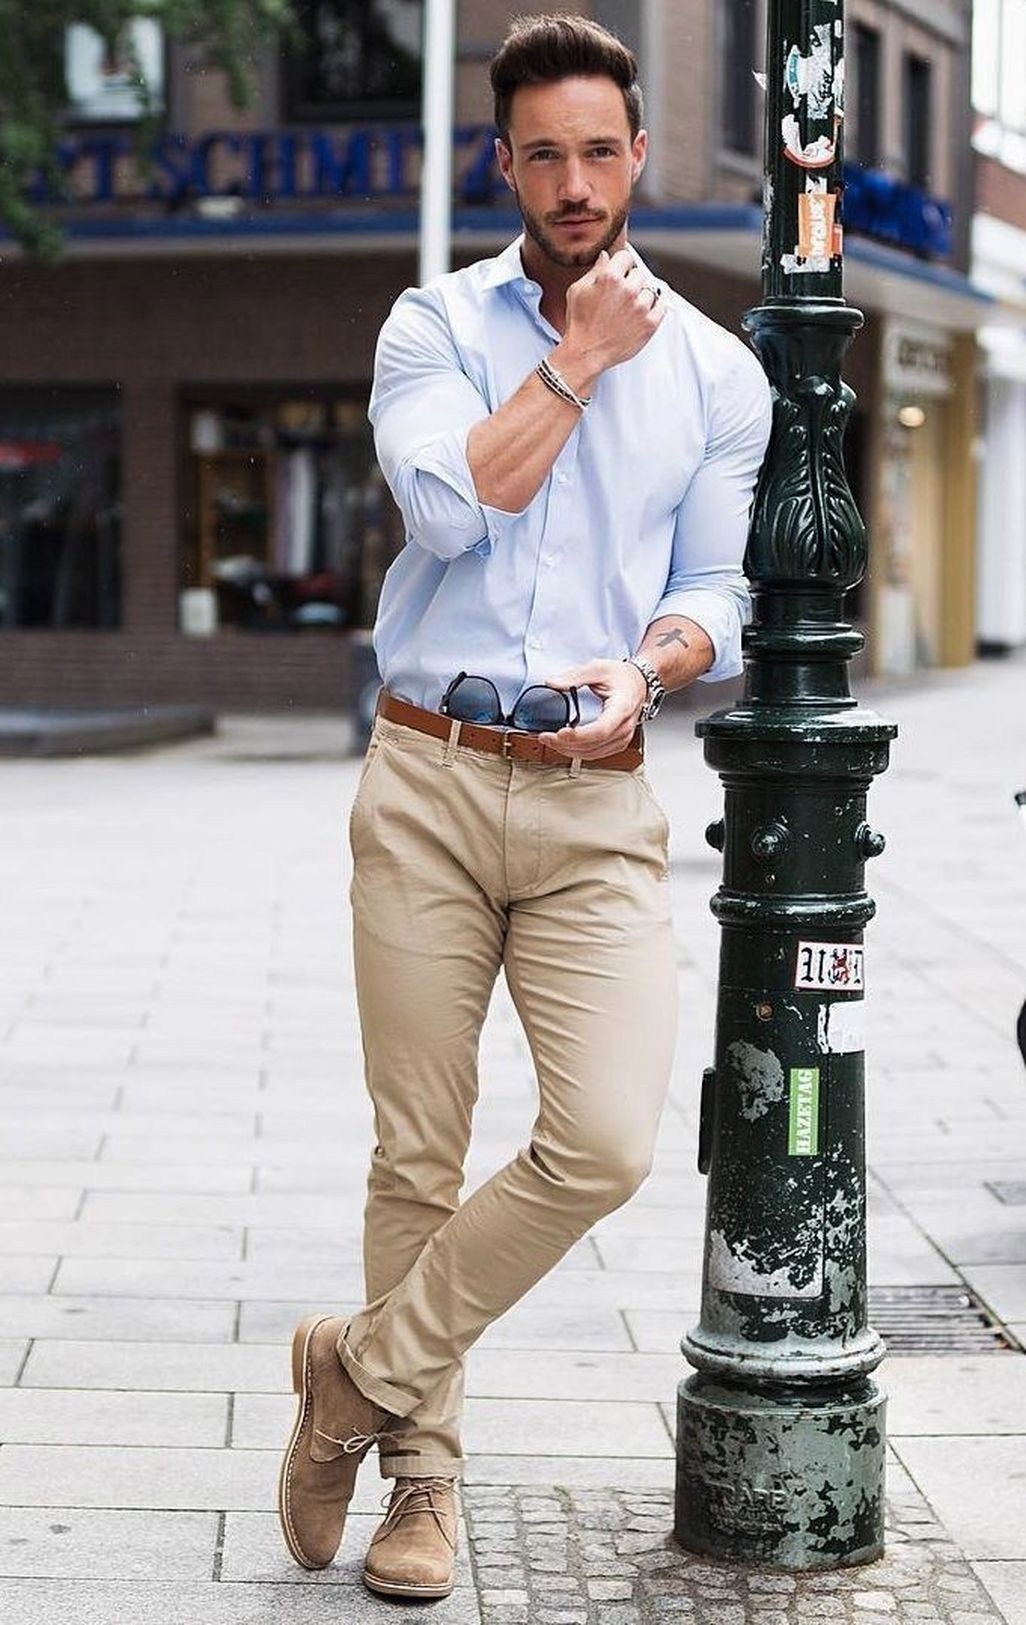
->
[795, 941, 864, 992]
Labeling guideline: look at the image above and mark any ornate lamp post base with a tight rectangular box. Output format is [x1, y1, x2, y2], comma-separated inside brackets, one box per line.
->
[676, 1377, 885, 1568]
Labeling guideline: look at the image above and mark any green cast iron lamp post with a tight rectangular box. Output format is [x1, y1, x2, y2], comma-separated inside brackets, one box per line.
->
[673, 0, 897, 1569]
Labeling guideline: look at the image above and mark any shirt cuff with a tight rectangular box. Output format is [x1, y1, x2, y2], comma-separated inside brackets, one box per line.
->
[652, 587, 748, 683]
[413, 433, 527, 559]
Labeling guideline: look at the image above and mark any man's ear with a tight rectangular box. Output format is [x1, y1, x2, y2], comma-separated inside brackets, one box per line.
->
[495, 136, 516, 192]
[631, 128, 649, 184]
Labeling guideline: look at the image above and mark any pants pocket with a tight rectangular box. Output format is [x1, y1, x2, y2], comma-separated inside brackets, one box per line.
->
[635, 769, 671, 851]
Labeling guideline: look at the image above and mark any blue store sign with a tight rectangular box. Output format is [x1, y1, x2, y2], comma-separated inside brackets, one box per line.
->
[32, 124, 500, 207]
[33, 125, 953, 263]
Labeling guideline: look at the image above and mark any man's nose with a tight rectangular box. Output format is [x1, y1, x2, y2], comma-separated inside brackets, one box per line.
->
[558, 159, 591, 203]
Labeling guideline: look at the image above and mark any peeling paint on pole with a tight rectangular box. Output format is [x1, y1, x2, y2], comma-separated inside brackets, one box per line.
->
[726, 1041, 785, 1120]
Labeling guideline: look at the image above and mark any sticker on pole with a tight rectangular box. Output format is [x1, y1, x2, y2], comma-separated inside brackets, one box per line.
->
[795, 941, 864, 992]
[788, 1067, 820, 1156]
[817, 1000, 865, 1055]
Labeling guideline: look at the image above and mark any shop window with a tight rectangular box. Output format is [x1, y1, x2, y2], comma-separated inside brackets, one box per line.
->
[0, 388, 121, 630]
[903, 53, 932, 190]
[282, 0, 423, 123]
[851, 24, 881, 170]
[64, 19, 165, 124]
[180, 393, 403, 637]
[721, 0, 759, 157]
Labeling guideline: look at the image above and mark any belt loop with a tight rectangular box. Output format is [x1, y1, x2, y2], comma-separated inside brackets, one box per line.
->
[567, 755, 583, 778]
[442, 717, 462, 766]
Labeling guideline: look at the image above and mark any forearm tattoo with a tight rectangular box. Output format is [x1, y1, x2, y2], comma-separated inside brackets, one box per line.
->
[656, 629, 690, 649]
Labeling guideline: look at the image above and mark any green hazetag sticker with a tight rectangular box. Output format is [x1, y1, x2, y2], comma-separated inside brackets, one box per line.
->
[788, 1067, 820, 1156]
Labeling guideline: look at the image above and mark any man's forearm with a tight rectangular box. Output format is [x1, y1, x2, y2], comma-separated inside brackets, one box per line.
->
[466, 341, 601, 513]
[637, 616, 715, 691]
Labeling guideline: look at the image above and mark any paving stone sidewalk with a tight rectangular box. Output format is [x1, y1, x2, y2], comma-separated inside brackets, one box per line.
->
[2, 661, 1026, 1622]
[462, 1480, 1002, 1625]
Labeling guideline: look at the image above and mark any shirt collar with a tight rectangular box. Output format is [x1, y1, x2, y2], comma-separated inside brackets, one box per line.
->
[478, 235, 530, 290]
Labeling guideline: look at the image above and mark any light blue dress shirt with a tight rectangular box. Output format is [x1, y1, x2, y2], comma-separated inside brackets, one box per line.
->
[369, 234, 773, 721]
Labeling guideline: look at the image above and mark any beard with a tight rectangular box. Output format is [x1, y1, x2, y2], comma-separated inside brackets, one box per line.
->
[516, 191, 630, 270]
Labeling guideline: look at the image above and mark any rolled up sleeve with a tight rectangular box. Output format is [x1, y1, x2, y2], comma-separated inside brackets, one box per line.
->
[652, 345, 773, 682]
[369, 286, 523, 562]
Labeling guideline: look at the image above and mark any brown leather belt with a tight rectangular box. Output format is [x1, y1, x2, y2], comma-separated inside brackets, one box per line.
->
[376, 691, 644, 772]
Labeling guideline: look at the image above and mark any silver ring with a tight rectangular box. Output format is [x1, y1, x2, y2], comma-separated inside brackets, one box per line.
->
[644, 284, 662, 310]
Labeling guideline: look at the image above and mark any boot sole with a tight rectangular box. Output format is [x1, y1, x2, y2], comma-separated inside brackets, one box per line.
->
[363, 1571, 456, 1599]
[276, 1312, 334, 1570]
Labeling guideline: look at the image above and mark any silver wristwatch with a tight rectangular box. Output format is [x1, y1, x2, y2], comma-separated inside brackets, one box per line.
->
[624, 654, 666, 722]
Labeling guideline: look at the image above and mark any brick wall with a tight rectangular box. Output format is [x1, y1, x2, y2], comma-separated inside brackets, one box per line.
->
[976, 155, 1026, 236]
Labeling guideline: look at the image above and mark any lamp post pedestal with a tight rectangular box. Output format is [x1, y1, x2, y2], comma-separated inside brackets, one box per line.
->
[677, 1383, 885, 1569]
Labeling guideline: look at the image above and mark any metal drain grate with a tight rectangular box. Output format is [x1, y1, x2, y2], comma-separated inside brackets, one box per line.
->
[869, 1284, 1021, 1354]
[986, 1181, 1026, 1205]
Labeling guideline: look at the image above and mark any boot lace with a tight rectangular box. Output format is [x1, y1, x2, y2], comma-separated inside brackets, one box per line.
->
[378, 1476, 457, 1545]
[315, 1425, 402, 1455]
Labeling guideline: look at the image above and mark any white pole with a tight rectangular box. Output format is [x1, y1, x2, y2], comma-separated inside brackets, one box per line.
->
[419, 0, 456, 286]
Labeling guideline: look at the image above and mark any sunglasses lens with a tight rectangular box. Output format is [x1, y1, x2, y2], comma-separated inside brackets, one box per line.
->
[511, 686, 569, 733]
[445, 676, 502, 724]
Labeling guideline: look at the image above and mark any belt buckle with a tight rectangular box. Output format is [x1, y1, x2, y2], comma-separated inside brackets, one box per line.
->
[500, 728, 514, 761]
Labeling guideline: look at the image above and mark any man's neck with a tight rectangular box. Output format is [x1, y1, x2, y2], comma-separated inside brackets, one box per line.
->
[520, 228, 629, 335]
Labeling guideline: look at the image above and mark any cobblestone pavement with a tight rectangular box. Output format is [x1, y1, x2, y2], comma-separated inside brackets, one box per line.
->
[462, 1482, 1003, 1625]
[3, 659, 1026, 1622]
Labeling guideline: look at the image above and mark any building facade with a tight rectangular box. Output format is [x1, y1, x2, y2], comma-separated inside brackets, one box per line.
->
[971, 0, 1026, 657]
[0, 0, 986, 709]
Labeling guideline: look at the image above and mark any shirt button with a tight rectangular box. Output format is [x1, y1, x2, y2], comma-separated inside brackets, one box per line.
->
[556, 471, 569, 485]
[527, 635, 541, 650]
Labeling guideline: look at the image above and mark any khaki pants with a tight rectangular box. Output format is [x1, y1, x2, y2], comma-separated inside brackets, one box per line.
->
[339, 713, 678, 1478]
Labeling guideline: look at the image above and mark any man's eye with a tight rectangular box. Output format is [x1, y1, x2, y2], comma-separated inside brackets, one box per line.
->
[590, 147, 615, 158]
[529, 149, 557, 161]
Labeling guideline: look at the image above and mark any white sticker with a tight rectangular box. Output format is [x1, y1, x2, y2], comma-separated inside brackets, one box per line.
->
[795, 941, 864, 992]
[784, 25, 834, 119]
[781, 113, 837, 170]
[817, 1000, 865, 1054]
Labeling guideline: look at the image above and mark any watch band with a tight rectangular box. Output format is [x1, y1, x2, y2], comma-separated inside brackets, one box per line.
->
[624, 654, 666, 721]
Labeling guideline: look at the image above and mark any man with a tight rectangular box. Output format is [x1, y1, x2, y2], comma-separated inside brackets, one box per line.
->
[277, 12, 772, 1604]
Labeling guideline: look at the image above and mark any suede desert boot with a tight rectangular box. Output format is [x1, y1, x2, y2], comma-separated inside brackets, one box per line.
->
[362, 1475, 459, 1599]
[277, 1314, 400, 1570]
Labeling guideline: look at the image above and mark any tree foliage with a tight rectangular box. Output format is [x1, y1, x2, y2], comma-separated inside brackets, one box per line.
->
[0, 0, 300, 258]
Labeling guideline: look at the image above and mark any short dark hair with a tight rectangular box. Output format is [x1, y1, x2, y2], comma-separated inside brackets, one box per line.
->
[490, 14, 644, 145]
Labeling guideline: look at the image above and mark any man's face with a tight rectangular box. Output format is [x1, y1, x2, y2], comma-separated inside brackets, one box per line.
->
[495, 75, 647, 270]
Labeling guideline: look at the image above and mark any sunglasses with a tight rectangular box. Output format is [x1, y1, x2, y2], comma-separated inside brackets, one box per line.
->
[441, 672, 580, 734]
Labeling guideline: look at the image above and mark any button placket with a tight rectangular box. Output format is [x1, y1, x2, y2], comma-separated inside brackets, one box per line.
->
[523, 428, 579, 669]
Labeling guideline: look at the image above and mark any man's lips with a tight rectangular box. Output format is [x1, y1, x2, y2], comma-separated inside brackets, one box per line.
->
[552, 216, 603, 227]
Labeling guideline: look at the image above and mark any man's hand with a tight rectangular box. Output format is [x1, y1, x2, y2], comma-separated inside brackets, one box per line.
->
[539, 658, 647, 760]
[555, 250, 666, 391]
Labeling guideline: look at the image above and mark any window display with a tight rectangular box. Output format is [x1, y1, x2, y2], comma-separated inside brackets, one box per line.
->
[283, 0, 423, 123]
[180, 392, 402, 635]
[0, 388, 121, 630]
